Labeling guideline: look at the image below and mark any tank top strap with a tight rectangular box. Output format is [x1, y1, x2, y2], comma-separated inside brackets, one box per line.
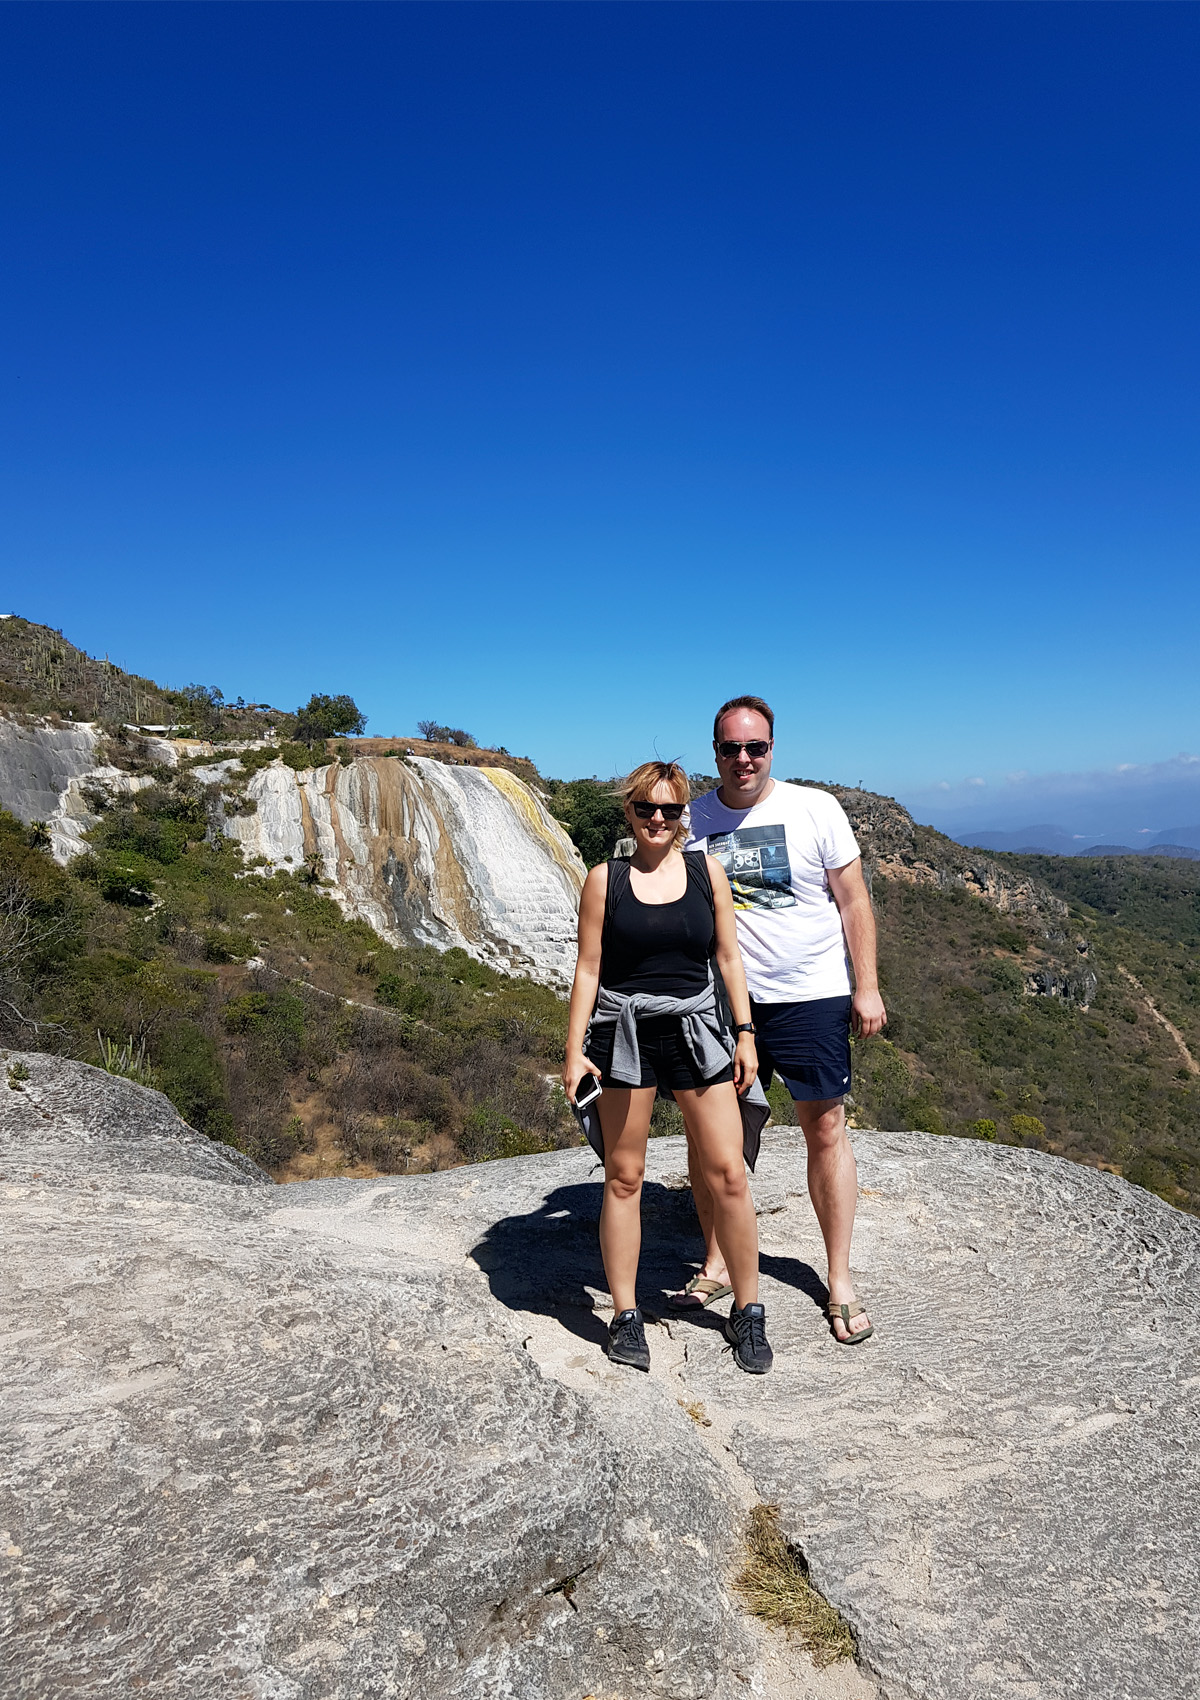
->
[683, 849, 717, 959]
[601, 856, 632, 959]
[683, 848, 712, 903]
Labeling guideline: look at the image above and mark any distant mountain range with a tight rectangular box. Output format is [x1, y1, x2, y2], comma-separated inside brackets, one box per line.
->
[954, 824, 1200, 860]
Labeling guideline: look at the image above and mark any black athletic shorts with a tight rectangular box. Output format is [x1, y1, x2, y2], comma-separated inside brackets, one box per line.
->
[751, 994, 853, 1103]
[585, 1014, 735, 1093]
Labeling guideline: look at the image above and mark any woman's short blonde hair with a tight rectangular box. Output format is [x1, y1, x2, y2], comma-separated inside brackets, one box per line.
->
[617, 760, 691, 850]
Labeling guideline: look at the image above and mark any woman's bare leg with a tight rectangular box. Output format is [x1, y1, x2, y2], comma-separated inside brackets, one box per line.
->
[597, 1085, 656, 1314]
[676, 1083, 759, 1308]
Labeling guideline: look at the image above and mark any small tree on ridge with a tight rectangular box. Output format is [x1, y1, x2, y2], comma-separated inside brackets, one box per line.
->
[293, 693, 367, 746]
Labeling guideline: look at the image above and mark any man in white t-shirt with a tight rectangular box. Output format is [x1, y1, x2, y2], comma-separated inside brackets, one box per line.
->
[677, 694, 886, 1342]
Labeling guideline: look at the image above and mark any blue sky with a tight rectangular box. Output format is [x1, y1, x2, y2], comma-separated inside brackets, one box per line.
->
[1, 4, 1197, 830]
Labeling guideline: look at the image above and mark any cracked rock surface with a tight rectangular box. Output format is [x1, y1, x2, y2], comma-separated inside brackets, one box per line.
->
[2, 1050, 1197, 1700]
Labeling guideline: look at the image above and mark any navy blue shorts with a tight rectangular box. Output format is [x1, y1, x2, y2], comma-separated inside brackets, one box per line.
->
[751, 995, 852, 1103]
[585, 1015, 735, 1093]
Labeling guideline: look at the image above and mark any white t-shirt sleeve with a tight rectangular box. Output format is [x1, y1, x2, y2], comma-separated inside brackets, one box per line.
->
[817, 794, 861, 870]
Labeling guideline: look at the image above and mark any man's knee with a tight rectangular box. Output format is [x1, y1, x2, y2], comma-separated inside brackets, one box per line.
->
[797, 1099, 846, 1153]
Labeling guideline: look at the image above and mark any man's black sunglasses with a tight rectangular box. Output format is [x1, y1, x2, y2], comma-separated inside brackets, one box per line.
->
[716, 740, 771, 759]
[631, 800, 686, 821]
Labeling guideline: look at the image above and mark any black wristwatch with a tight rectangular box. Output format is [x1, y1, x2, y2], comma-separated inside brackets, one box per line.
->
[734, 1022, 756, 1036]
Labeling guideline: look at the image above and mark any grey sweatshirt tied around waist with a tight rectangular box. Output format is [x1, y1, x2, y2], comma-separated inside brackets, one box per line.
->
[578, 979, 770, 1172]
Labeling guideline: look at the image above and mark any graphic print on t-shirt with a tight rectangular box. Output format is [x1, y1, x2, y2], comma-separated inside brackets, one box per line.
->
[706, 824, 796, 910]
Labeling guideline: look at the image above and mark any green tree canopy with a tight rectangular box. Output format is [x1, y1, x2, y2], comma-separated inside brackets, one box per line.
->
[293, 693, 367, 744]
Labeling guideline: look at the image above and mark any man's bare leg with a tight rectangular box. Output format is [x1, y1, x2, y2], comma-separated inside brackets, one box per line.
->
[674, 1083, 759, 1308]
[671, 1136, 730, 1302]
[797, 1095, 871, 1338]
[679, 1097, 871, 1334]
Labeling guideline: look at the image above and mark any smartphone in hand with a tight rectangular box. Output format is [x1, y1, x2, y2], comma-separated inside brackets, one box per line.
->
[573, 1073, 603, 1110]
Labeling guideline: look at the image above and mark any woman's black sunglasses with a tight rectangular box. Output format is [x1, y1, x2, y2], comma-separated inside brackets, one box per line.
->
[631, 800, 686, 821]
[716, 740, 771, 759]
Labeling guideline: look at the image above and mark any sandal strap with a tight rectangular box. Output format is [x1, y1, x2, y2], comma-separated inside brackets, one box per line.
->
[827, 1301, 866, 1321]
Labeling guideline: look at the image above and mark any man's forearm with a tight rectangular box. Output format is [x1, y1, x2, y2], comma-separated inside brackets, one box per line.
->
[840, 894, 879, 993]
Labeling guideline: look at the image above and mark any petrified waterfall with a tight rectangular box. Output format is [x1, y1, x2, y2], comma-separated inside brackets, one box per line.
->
[0, 715, 586, 989]
[226, 755, 585, 986]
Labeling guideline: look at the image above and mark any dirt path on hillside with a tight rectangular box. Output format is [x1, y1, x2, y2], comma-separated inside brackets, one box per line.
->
[1118, 963, 1200, 1073]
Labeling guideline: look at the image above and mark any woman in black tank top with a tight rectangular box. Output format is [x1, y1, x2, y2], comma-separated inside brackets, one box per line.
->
[563, 761, 773, 1375]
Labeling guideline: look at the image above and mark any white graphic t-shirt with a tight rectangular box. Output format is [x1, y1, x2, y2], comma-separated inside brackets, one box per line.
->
[685, 781, 860, 1002]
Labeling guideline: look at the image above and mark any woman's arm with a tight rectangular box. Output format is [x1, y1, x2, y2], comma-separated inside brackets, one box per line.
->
[708, 856, 758, 1095]
[562, 863, 608, 1103]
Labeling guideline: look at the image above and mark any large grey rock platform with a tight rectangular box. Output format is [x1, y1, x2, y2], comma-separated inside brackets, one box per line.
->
[2, 1050, 1197, 1700]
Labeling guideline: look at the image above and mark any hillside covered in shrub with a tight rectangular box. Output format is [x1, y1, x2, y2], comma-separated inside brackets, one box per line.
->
[0, 617, 1196, 1211]
[0, 760, 576, 1178]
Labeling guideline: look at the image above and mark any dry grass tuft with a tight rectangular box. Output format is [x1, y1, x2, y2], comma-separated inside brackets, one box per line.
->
[734, 1504, 855, 1668]
[677, 1398, 712, 1428]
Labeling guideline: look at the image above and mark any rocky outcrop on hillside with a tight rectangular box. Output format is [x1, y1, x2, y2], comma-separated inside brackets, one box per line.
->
[822, 785, 1068, 920]
[3, 1051, 1197, 1700]
[225, 754, 586, 987]
[0, 716, 586, 989]
[813, 784, 1098, 1005]
[0, 715, 182, 861]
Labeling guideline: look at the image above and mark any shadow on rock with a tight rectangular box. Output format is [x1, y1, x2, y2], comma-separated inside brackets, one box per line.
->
[471, 1175, 726, 1345]
[759, 1250, 830, 1314]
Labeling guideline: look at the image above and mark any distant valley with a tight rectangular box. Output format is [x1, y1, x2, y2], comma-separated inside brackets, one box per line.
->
[955, 823, 1200, 859]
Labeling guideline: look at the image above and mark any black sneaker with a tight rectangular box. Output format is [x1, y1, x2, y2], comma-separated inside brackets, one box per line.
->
[606, 1307, 650, 1371]
[724, 1302, 774, 1374]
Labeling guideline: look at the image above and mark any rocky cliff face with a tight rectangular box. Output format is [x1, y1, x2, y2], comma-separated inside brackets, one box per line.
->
[824, 785, 1068, 919]
[820, 784, 1098, 1005]
[3, 1051, 1197, 1700]
[0, 715, 180, 861]
[225, 754, 586, 987]
[0, 717, 586, 991]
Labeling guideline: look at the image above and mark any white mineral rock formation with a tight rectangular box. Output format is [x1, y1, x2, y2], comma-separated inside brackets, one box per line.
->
[0, 716, 178, 861]
[0, 716, 586, 990]
[225, 755, 586, 987]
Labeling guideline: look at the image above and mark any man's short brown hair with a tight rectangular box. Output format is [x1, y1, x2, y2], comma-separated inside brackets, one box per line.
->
[713, 695, 775, 743]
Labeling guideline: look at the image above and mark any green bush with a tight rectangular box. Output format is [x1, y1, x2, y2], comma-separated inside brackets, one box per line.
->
[963, 1118, 997, 1141]
[223, 989, 306, 1054]
[98, 866, 156, 906]
[155, 1021, 234, 1142]
[375, 974, 430, 1017]
[1009, 1114, 1047, 1145]
[543, 778, 627, 867]
[765, 1077, 798, 1126]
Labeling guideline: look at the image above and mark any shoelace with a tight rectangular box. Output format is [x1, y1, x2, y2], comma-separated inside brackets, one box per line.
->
[736, 1309, 767, 1354]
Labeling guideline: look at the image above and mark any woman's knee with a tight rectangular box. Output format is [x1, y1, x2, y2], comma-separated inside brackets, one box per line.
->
[605, 1166, 645, 1202]
[702, 1160, 750, 1204]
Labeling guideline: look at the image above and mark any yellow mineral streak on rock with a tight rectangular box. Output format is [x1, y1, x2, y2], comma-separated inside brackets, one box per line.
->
[478, 767, 586, 893]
